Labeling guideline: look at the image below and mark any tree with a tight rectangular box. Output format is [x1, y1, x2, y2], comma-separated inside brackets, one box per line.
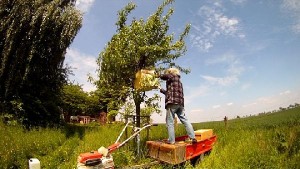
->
[61, 83, 88, 118]
[95, 0, 190, 127]
[86, 91, 104, 117]
[61, 83, 104, 122]
[0, 0, 82, 127]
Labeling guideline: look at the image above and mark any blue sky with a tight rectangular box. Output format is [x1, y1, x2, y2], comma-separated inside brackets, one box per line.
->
[66, 0, 300, 123]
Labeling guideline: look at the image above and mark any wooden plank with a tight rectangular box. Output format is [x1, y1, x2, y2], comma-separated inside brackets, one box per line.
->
[146, 141, 186, 165]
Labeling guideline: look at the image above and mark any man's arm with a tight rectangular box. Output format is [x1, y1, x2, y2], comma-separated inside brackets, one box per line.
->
[159, 73, 173, 81]
[160, 88, 166, 95]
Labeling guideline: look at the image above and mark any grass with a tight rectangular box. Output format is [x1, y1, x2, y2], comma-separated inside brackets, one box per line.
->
[192, 107, 300, 169]
[0, 107, 300, 168]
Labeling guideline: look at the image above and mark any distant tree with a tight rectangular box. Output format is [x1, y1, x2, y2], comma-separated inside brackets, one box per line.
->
[288, 104, 294, 109]
[0, 0, 82, 127]
[61, 84, 88, 118]
[86, 91, 103, 117]
[94, 0, 190, 127]
[61, 83, 104, 120]
[107, 110, 118, 123]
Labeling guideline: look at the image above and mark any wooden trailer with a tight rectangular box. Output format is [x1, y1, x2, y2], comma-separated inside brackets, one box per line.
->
[146, 129, 217, 165]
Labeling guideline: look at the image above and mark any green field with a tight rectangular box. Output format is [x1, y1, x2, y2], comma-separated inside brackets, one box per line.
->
[1, 107, 300, 169]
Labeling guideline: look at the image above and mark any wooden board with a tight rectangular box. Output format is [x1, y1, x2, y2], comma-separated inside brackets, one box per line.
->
[146, 141, 186, 165]
[194, 129, 213, 141]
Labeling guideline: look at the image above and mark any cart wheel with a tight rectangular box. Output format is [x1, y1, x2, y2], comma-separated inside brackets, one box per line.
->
[173, 162, 186, 169]
[205, 150, 212, 155]
[190, 153, 204, 167]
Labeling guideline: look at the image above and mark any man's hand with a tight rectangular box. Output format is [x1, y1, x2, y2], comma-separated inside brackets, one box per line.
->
[158, 85, 161, 90]
[154, 71, 160, 78]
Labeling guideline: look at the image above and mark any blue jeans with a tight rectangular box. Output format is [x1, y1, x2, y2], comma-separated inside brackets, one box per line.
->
[166, 104, 195, 144]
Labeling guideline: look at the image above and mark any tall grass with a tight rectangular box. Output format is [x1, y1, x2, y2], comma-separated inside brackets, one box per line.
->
[0, 107, 299, 168]
[192, 107, 300, 169]
[0, 122, 66, 168]
[0, 122, 115, 168]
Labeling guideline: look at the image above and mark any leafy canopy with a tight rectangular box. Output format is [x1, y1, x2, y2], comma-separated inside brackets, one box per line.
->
[94, 0, 190, 125]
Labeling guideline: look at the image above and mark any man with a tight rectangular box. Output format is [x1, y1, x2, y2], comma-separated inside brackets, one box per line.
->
[158, 68, 197, 144]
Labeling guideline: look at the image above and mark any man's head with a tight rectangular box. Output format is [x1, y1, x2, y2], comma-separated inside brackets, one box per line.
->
[165, 68, 180, 76]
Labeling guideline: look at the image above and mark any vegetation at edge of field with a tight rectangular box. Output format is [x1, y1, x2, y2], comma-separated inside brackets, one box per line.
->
[191, 106, 300, 169]
[1, 107, 300, 168]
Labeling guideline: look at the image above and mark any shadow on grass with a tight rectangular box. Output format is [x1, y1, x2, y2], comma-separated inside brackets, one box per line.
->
[63, 123, 88, 140]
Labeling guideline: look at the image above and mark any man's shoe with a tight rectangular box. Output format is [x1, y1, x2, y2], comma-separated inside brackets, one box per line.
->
[192, 138, 197, 144]
[165, 140, 175, 144]
[167, 141, 175, 145]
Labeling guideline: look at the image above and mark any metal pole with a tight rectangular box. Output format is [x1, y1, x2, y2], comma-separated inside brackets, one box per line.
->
[146, 116, 149, 140]
[115, 121, 130, 143]
[136, 131, 140, 160]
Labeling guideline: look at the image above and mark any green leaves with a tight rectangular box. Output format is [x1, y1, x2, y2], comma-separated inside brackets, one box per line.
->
[116, 2, 136, 31]
[0, 0, 82, 127]
[95, 0, 190, 124]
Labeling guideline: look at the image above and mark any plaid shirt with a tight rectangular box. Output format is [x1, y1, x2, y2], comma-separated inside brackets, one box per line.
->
[160, 74, 184, 108]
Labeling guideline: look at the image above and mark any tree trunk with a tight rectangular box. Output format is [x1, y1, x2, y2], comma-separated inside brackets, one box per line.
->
[133, 90, 145, 128]
[135, 97, 141, 128]
[99, 111, 107, 125]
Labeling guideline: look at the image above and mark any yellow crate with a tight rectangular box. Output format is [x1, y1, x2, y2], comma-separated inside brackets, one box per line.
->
[194, 129, 213, 141]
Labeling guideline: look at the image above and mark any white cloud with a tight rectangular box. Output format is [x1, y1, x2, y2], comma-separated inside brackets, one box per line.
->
[227, 102, 233, 106]
[191, 109, 204, 113]
[170, 87, 300, 123]
[65, 48, 97, 92]
[241, 83, 251, 90]
[230, 0, 247, 5]
[213, 105, 221, 109]
[282, 0, 300, 11]
[190, 1, 244, 51]
[205, 53, 245, 76]
[75, 0, 95, 13]
[205, 53, 236, 65]
[242, 102, 257, 108]
[202, 75, 238, 86]
[280, 90, 291, 95]
[218, 16, 239, 35]
[202, 52, 245, 86]
[292, 22, 300, 33]
[220, 91, 227, 96]
[282, 0, 300, 34]
[185, 85, 210, 104]
[240, 89, 300, 115]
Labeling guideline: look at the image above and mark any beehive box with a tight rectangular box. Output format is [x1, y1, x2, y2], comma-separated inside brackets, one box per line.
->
[194, 129, 213, 141]
[146, 141, 186, 165]
[134, 69, 159, 91]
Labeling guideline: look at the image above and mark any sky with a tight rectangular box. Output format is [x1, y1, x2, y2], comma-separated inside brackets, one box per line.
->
[65, 0, 300, 123]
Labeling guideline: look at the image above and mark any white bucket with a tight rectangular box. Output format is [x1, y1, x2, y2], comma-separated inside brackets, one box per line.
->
[29, 158, 40, 169]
